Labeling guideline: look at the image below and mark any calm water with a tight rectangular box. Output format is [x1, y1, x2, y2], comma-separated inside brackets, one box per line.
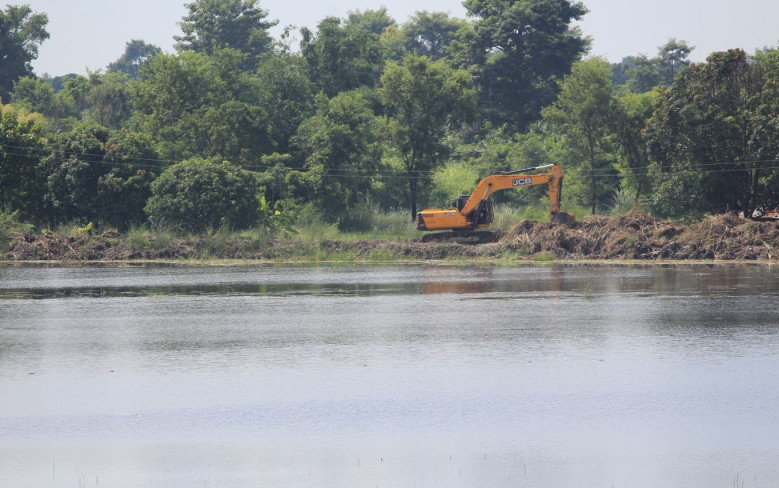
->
[1, 263, 778, 488]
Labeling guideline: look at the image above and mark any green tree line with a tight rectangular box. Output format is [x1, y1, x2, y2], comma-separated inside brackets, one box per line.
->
[1, 0, 777, 235]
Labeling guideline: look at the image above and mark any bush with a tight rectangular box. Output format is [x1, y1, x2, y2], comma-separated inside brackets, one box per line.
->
[0, 211, 33, 251]
[337, 200, 377, 232]
[145, 158, 262, 233]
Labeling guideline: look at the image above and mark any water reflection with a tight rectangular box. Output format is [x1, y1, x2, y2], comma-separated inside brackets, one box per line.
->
[2, 263, 776, 300]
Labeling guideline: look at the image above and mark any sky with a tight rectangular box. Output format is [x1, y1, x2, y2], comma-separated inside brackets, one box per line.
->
[19, 0, 779, 76]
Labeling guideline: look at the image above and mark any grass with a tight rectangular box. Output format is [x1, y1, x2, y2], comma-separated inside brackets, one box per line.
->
[2, 204, 591, 262]
[294, 207, 417, 242]
[532, 252, 556, 262]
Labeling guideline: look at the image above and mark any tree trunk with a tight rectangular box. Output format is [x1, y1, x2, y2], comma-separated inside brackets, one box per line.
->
[635, 179, 643, 206]
[408, 175, 417, 221]
[588, 133, 597, 214]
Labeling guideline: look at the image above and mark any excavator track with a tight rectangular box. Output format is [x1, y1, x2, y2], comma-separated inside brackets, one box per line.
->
[419, 230, 503, 244]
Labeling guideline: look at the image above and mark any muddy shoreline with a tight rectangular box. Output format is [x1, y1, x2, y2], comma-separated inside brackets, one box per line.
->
[4, 212, 778, 263]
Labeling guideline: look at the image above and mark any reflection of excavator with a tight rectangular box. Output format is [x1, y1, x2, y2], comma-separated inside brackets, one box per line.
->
[416, 163, 574, 242]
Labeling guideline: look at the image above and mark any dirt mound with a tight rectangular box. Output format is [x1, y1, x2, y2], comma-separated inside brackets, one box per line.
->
[503, 211, 778, 260]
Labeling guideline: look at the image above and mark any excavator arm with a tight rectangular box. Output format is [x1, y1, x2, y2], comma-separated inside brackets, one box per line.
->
[416, 163, 568, 232]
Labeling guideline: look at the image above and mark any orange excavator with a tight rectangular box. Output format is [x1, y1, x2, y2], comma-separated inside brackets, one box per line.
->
[416, 163, 574, 242]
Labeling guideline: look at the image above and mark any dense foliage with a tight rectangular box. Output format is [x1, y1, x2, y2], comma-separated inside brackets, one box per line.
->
[0, 5, 49, 101]
[145, 158, 262, 232]
[0, 0, 777, 235]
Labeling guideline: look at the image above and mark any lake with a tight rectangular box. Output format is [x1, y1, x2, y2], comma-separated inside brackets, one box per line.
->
[1, 263, 778, 487]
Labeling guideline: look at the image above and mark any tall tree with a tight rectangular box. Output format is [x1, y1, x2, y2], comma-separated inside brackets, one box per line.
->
[399, 11, 466, 61]
[256, 54, 314, 153]
[611, 38, 694, 93]
[645, 49, 779, 218]
[346, 7, 395, 36]
[82, 71, 132, 129]
[456, 0, 589, 131]
[107, 40, 162, 79]
[542, 58, 617, 214]
[129, 49, 273, 164]
[380, 54, 476, 217]
[291, 91, 384, 222]
[0, 5, 49, 101]
[301, 17, 384, 97]
[613, 90, 658, 204]
[0, 106, 45, 220]
[175, 0, 277, 70]
[656, 38, 693, 85]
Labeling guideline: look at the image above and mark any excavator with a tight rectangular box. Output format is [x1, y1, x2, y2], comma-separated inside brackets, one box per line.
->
[416, 163, 574, 242]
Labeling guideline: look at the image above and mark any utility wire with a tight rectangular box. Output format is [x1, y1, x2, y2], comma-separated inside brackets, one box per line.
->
[2, 143, 778, 179]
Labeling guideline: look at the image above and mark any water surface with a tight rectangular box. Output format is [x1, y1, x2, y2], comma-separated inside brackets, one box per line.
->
[1, 263, 778, 487]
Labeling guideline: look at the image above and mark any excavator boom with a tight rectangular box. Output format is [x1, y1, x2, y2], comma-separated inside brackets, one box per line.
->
[416, 163, 569, 232]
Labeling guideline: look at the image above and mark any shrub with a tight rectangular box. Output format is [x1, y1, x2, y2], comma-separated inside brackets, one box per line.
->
[145, 158, 261, 233]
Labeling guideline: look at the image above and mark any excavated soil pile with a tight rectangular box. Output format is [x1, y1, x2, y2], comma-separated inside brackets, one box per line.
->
[5, 212, 778, 261]
[503, 211, 778, 260]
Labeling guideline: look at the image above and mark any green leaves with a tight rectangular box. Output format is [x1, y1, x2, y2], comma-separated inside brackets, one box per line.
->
[129, 50, 273, 165]
[459, 0, 589, 130]
[301, 17, 384, 97]
[542, 58, 618, 213]
[645, 49, 779, 217]
[0, 5, 49, 101]
[292, 90, 384, 220]
[145, 158, 262, 232]
[40, 124, 159, 229]
[175, 0, 277, 70]
[380, 54, 476, 216]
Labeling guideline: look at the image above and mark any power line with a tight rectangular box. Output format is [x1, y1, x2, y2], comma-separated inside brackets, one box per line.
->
[3, 143, 778, 180]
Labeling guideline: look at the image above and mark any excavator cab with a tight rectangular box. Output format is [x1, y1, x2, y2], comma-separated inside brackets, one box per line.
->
[453, 195, 469, 211]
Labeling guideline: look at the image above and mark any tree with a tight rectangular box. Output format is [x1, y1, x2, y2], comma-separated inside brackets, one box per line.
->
[82, 71, 131, 129]
[95, 129, 160, 229]
[456, 0, 589, 130]
[613, 90, 658, 204]
[145, 158, 262, 232]
[255, 53, 314, 153]
[0, 106, 45, 219]
[107, 40, 162, 79]
[542, 58, 617, 214]
[11, 76, 76, 130]
[611, 39, 694, 93]
[0, 5, 49, 101]
[301, 17, 384, 97]
[346, 7, 395, 36]
[175, 0, 277, 70]
[656, 38, 693, 85]
[129, 50, 273, 164]
[398, 11, 466, 61]
[40, 123, 159, 228]
[13, 71, 133, 130]
[291, 91, 384, 223]
[380, 54, 476, 217]
[619, 55, 662, 93]
[645, 49, 779, 218]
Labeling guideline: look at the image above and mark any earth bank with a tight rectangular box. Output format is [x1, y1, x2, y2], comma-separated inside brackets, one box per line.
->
[4, 212, 778, 262]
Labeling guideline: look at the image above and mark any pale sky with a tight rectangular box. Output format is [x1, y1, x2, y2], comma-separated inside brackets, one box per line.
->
[18, 0, 779, 76]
